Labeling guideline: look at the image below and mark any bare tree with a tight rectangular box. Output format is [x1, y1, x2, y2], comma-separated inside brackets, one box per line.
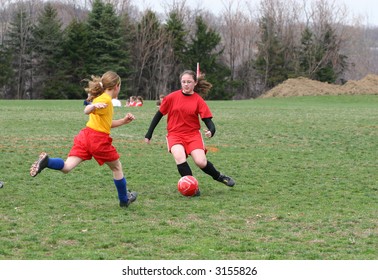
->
[219, 0, 260, 98]
[5, 0, 43, 99]
[342, 25, 378, 80]
[132, 10, 170, 99]
[0, 0, 13, 44]
[302, 0, 350, 81]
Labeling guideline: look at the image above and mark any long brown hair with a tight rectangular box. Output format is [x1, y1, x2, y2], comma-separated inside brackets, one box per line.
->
[84, 71, 121, 102]
[180, 70, 212, 97]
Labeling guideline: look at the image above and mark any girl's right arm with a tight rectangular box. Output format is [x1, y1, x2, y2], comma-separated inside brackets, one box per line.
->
[144, 111, 163, 143]
[84, 103, 107, 115]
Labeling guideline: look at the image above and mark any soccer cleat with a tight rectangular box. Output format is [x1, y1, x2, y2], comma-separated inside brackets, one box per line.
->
[217, 174, 235, 187]
[193, 189, 201, 197]
[120, 191, 138, 208]
[30, 152, 49, 177]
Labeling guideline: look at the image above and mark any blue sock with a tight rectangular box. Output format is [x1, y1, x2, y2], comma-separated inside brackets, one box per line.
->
[47, 158, 65, 170]
[114, 177, 128, 203]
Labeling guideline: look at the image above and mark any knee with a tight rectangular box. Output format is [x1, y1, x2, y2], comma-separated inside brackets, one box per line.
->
[194, 158, 207, 169]
[111, 162, 123, 172]
[61, 166, 72, 174]
[107, 160, 123, 174]
[61, 161, 77, 174]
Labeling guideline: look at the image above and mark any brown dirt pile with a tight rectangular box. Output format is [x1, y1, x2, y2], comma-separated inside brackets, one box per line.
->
[262, 74, 378, 98]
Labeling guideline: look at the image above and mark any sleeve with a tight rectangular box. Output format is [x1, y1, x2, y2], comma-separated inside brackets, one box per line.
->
[202, 117, 216, 137]
[145, 111, 164, 140]
[198, 96, 212, 119]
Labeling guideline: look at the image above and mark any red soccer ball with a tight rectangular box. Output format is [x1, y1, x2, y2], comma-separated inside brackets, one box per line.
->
[177, 175, 199, 196]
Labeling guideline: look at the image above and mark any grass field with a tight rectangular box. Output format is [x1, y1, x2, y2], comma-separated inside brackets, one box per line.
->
[0, 95, 377, 260]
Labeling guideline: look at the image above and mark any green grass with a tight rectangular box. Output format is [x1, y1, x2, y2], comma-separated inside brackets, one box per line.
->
[0, 95, 377, 260]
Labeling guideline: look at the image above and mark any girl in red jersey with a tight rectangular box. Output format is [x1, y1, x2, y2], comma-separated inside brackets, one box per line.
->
[30, 71, 138, 208]
[135, 96, 144, 107]
[144, 70, 235, 195]
[125, 95, 136, 107]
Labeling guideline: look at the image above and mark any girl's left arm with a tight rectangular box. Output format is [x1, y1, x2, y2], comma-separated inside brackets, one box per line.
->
[202, 117, 216, 138]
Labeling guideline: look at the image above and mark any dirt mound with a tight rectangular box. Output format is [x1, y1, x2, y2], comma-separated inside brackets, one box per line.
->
[262, 74, 378, 97]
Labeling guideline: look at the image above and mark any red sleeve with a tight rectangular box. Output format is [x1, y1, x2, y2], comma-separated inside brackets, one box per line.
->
[197, 96, 212, 119]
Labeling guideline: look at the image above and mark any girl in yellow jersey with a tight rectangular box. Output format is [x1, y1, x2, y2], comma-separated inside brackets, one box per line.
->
[30, 71, 138, 208]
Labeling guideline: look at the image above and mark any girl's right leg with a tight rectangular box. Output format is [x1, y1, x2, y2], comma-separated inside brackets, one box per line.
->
[171, 144, 200, 196]
[171, 144, 192, 177]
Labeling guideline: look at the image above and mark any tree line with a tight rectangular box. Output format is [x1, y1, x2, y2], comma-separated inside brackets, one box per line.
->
[0, 0, 377, 100]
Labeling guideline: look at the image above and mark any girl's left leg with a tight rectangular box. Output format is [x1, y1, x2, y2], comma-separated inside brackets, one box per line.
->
[191, 149, 235, 187]
[191, 149, 219, 178]
[30, 153, 80, 177]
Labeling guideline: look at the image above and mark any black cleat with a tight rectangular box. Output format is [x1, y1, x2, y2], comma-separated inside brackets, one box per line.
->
[120, 191, 138, 208]
[217, 174, 235, 187]
[30, 152, 49, 177]
[193, 189, 201, 196]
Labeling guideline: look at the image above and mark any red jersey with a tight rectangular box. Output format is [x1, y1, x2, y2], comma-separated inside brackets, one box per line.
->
[159, 90, 212, 135]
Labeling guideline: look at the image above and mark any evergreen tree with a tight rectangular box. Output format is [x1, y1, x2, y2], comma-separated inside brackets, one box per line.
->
[254, 15, 287, 90]
[0, 46, 13, 99]
[299, 24, 347, 83]
[119, 13, 137, 98]
[299, 27, 316, 77]
[60, 20, 92, 99]
[165, 11, 188, 90]
[313, 25, 339, 83]
[186, 16, 231, 100]
[32, 3, 64, 99]
[86, 0, 129, 77]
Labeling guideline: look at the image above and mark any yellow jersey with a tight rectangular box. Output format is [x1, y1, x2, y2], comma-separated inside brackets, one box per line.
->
[86, 93, 113, 134]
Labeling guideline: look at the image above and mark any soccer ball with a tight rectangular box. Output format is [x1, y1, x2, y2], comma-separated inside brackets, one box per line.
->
[177, 176, 199, 196]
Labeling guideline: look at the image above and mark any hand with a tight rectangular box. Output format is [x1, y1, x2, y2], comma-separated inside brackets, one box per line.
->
[123, 113, 135, 124]
[204, 129, 212, 138]
[144, 138, 151, 144]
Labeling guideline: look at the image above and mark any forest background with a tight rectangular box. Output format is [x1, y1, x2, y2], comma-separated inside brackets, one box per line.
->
[1, 0, 378, 101]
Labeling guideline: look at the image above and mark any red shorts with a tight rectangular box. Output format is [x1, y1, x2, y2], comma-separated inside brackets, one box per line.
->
[68, 127, 119, 165]
[166, 131, 206, 156]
